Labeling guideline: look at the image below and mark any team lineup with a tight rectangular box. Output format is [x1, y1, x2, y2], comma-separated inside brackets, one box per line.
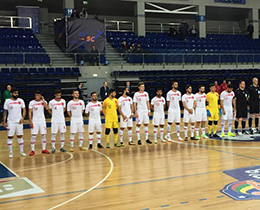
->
[2, 78, 260, 158]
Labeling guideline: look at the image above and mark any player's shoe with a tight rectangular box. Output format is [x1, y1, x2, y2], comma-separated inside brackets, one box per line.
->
[228, 132, 236, 137]
[221, 132, 225, 138]
[9, 153, 13, 159]
[146, 139, 152, 144]
[60, 147, 67, 152]
[160, 138, 166, 143]
[114, 142, 121, 147]
[20, 152, 27, 157]
[97, 143, 104, 149]
[213, 134, 220, 138]
[29, 151, 35, 156]
[120, 142, 124, 147]
[195, 135, 200, 140]
[129, 141, 136, 145]
[69, 147, 74, 152]
[235, 132, 239, 136]
[106, 143, 110, 148]
[42, 149, 50, 154]
[242, 130, 249, 135]
[185, 137, 188, 141]
[249, 129, 254, 135]
[79, 146, 87, 151]
[154, 139, 158, 144]
[88, 144, 93, 150]
[201, 134, 209, 139]
[165, 135, 172, 142]
[52, 148, 56, 154]
[138, 140, 142, 145]
[190, 137, 197, 140]
[207, 133, 212, 138]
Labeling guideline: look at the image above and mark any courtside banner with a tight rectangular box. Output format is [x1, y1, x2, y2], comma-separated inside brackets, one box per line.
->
[54, 18, 66, 52]
[67, 18, 105, 53]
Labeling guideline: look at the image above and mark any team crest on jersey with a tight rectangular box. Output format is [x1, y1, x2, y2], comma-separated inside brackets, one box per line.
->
[18, 101, 21, 105]
[72, 106, 77, 110]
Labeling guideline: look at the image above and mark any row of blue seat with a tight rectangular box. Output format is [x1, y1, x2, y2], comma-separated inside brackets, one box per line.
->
[0, 54, 50, 64]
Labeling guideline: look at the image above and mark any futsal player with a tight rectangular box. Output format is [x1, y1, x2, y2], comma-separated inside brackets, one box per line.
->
[194, 85, 209, 140]
[118, 87, 135, 146]
[220, 84, 236, 137]
[182, 85, 196, 141]
[48, 89, 67, 153]
[248, 77, 260, 134]
[3, 88, 26, 158]
[67, 90, 86, 152]
[151, 88, 166, 143]
[206, 84, 221, 138]
[102, 89, 121, 148]
[133, 82, 152, 145]
[85, 92, 104, 150]
[234, 81, 249, 135]
[28, 91, 50, 156]
[165, 82, 183, 142]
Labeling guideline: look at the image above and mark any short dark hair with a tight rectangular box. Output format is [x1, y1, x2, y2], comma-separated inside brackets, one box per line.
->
[185, 84, 191, 90]
[6, 84, 11, 88]
[157, 88, 163, 92]
[239, 80, 245, 84]
[35, 91, 41, 95]
[172, 81, 178, 85]
[54, 89, 61, 94]
[198, 85, 204, 89]
[11, 87, 18, 93]
[109, 89, 116, 95]
[91, 92, 97, 96]
[209, 83, 214, 88]
[122, 87, 128, 93]
[72, 90, 79, 94]
[227, 84, 233, 89]
[138, 82, 144, 87]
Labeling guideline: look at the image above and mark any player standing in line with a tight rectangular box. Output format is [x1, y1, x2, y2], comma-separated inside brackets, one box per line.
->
[133, 82, 153, 145]
[3, 88, 26, 158]
[206, 84, 221, 138]
[85, 92, 104, 150]
[151, 88, 166, 143]
[165, 82, 183, 142]
[28, 91, 50, 156]
[234, 81, 249, 135]
[220, 84, 236, 138]
[118, 87, 135, 146]
[48, 89, 67, 153]
[182, 85, 196, 141]
[67, 90, 86, 152]
[248, 77, 260, 134]
[102, 89, 121, 148]
[194, 85, 209, 140]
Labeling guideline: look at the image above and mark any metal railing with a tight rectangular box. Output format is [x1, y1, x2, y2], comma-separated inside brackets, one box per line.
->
[105, 20, 135, 32]
[0, 16, 32, 29]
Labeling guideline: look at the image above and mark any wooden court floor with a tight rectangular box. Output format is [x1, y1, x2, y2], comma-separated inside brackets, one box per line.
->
[1, 121, 260, 210]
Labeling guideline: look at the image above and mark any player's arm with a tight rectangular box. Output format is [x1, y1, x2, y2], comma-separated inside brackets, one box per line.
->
[28, 108, 34, 128]
[232, 97, 236, 112]
[48, 103, 52, 115]
[3, 109, 7, 129]
[220, 99, 225, 115]
[118, 105, 126, 119]
[67, 110, 72, 117]
[102, 100, 106, 116]
[85, 106, 89, 117]
[42, 97, 49, 110]
[193, 99, 196, 109]
[130, 103, 134, 117]
[182, 100, 192, 114]
[20, 107, 26, 124]
[147, 100, 151, 116]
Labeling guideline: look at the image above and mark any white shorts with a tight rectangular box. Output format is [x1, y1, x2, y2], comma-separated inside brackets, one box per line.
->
[153, 117, 165, 126]
[70, 121, 84, 133]
[51, 122, 66, 134]
[195, 108, 207, 122]
[7, 123, 23, 136]
[183, 110, 196, 123]
[167, 109, 181, 123]
[88, 120, 102, 133]
[222, 110, 233, 121]
[136, 111, 149, 125]
[120, 116, 133, 128]
[31, 121, 47, 135]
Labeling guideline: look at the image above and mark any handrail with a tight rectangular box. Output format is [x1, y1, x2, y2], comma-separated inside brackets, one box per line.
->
[0, 16, 32, 29]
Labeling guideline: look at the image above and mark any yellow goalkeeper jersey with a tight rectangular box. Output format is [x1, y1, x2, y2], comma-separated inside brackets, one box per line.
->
[206, 92, 219, 110]
[102, 97, 118, 122]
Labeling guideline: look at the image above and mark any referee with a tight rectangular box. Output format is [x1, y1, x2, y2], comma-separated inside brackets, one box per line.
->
[248, 77, 260, 134]
[234, 81, 249, 135]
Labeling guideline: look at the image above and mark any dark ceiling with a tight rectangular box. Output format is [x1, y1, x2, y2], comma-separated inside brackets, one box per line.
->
[0, 0, 252, 21]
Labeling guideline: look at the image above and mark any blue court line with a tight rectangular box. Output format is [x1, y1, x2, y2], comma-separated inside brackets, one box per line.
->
[141, 208, 150, 210]
[199, 198, 207, 201]
[217, 195, 225, 198]
[180, 201, 189, 204]
[161, 204, 170, 208]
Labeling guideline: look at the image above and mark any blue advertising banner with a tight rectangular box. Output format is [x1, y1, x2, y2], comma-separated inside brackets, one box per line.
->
[223, 165, 260, 181]
[16, 6, 40, 34]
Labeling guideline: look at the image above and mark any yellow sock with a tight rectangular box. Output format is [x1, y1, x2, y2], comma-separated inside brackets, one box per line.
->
[105, 135, 109, 144]
[114, 133, 118, 143]
[213, 125, 218, 134]
[208, 125, 212, 134]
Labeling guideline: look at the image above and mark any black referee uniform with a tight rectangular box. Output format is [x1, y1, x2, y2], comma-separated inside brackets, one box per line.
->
[234, 88, 248, 134]
[248, 84, 260, 133]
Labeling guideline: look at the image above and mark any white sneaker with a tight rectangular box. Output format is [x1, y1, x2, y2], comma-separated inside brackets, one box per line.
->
[20, 152, 27, 157]
[9, 153, 13, 159]
[160, 138, 166, 143]
[177, 136, 183, 141]
[165, 135, 173, 142]
[154, 139, 158, 144]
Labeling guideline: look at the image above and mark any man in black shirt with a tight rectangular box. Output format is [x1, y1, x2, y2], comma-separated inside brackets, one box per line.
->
[247, 21, 254, 39]
[234, 81, 249, 135]
[248, 77, 260, 134]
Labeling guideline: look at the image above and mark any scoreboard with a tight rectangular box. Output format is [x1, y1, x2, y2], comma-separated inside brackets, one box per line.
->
[214, 0, 246, 4]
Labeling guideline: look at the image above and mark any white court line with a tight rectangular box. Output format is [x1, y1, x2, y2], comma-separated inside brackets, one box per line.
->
[15, 152, 74, 172]
[0, 161, 20, 177]
[47, 149, 114, 210]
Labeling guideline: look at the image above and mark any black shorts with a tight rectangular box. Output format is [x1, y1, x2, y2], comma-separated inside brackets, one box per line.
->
[236, 106, 248, 119]
[249, 101, 259, 114]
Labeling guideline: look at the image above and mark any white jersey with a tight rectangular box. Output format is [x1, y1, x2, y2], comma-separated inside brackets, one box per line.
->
[166, 90, 181, 110]
[85, 101, 102, 121]
[118, 96, 132, 118]
[67, 99, 85, 123]
[49, 99, 66, 123]
[4, 98, 25, 123]
[195, 93, 206, 108]
[220, 91, 234, 111]
[151, 96, 165, 118]
[29, 100, 47, 122]
[133, 91, 149, 112]
[182, 94, 195, 109]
